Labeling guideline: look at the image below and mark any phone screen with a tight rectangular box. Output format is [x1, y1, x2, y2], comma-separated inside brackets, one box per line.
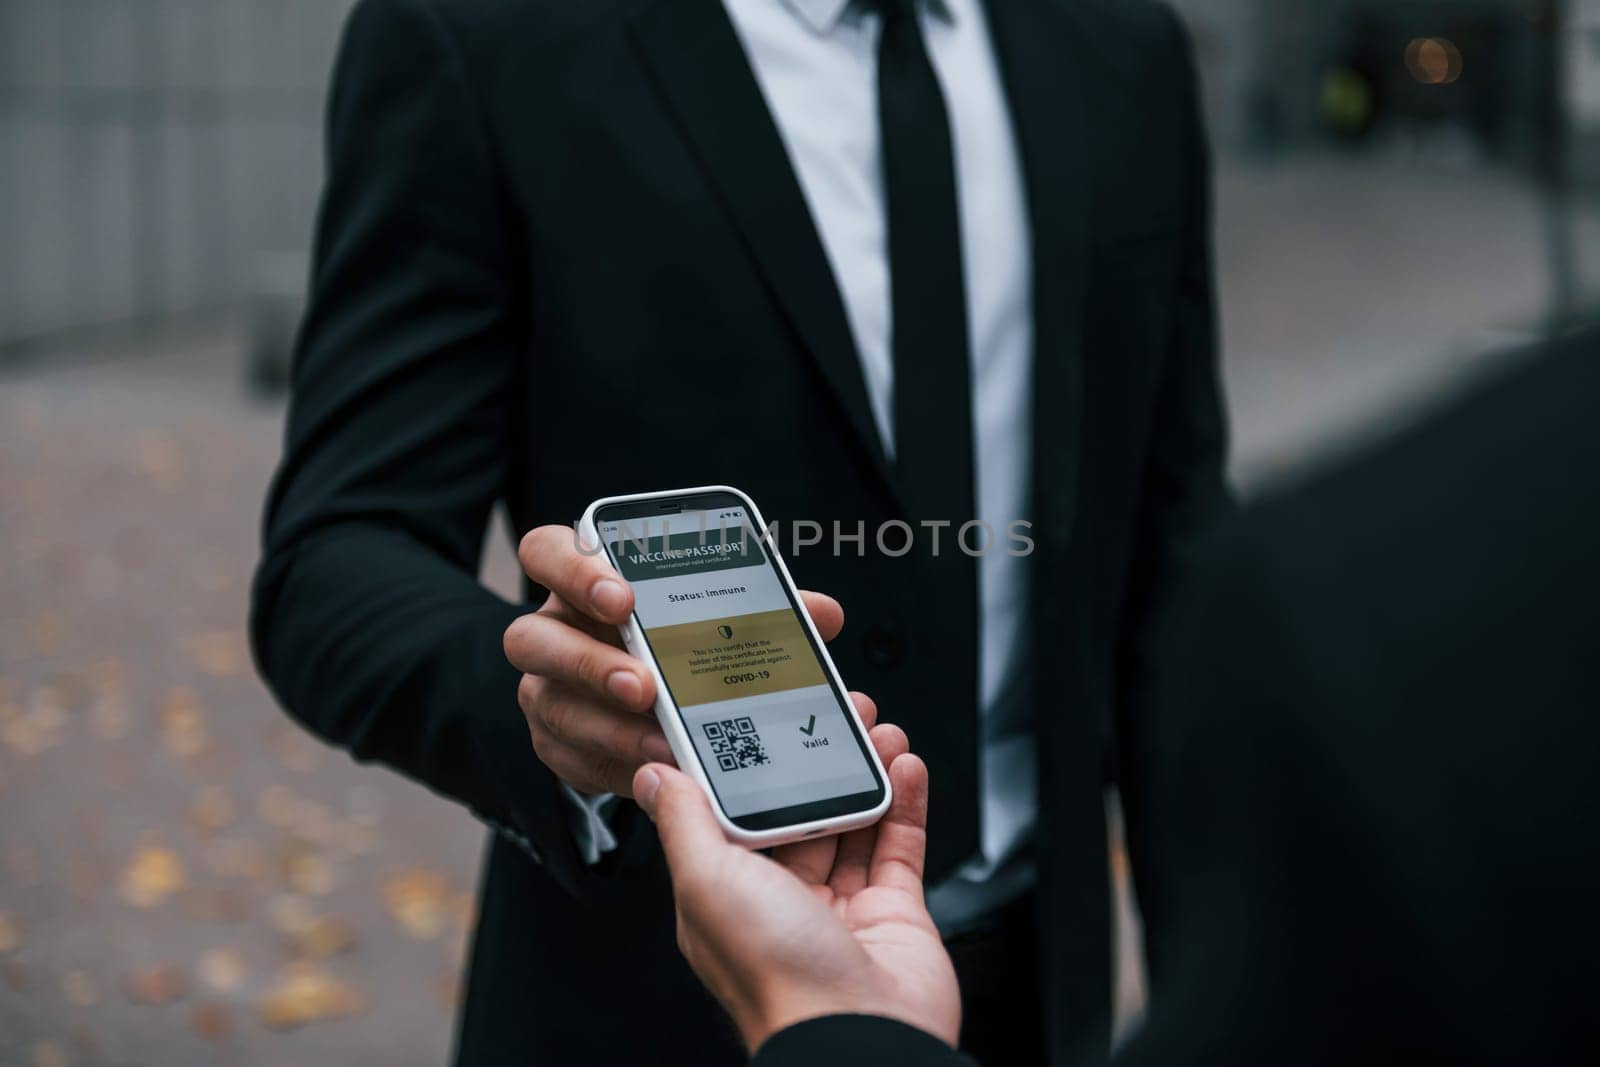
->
[595, 492, 884, 830]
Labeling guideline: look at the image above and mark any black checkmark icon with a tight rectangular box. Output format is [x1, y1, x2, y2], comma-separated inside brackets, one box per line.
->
[799, 715, 817, 736]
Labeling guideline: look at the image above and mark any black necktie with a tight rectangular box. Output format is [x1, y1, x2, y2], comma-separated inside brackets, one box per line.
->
[873, 0, 981, 879]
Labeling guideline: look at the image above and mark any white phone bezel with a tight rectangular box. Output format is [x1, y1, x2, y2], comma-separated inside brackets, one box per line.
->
[577, 485, 892, 848]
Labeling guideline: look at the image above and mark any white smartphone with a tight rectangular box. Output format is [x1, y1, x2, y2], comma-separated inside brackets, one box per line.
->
[578, 486, 891, 848]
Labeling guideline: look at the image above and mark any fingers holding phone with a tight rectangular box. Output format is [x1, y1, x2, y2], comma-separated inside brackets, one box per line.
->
[503, 519, 854, 800]
[505, 524, 665, 797]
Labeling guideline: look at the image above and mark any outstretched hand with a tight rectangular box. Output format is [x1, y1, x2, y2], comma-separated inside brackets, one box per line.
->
[633, 723, 960, 1053]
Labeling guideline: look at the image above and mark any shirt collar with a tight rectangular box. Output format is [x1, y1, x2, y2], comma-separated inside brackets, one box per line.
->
[777, 0, 955, 35]
[777, 0, 852, 33]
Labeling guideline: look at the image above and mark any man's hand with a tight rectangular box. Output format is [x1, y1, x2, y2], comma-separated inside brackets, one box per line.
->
[633, 726, 960, 1052]
[503, 524, 851, 798]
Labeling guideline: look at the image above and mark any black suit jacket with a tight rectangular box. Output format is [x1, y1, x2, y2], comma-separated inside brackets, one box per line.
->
[249, 0, 1226, 1062]
[751, 336, 1600, 1066]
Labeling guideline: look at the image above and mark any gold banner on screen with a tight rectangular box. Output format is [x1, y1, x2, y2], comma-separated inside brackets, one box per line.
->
[648, 609, 826, 706]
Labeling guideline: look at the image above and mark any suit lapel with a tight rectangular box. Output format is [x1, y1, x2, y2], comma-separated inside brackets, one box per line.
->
[980, 0, 1089, 556]
[628, 0, 899, 505]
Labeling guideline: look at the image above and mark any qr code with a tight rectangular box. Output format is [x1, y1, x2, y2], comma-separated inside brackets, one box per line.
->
[703, 717, 769, 772]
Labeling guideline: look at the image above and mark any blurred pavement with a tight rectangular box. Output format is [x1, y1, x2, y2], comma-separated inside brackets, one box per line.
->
[1, 324, 486, 1066]
[1217, 155, 1551, 487]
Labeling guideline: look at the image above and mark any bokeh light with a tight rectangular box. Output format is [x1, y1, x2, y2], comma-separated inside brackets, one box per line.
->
[1406, 37, 1465, 85]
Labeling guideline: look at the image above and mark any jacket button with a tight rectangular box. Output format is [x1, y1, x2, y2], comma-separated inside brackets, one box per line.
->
[862, 624, 905, 669]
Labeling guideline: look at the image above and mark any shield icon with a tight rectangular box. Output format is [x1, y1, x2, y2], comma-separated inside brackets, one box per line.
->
[716, 625, 734, 640]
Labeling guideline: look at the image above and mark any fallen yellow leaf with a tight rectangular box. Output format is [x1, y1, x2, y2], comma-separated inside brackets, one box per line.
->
[381, 868, 451, 941]
[1, 699, 64, 757]
[160, 688, 208, 759]
[282, 848, 337, 896]
[257, 964, 364, 1029]
[189, 631, 245, 678]
[190, 1002, 234, 1041]
[188, 786, 236, 833]
[291, 917, 356, 960]
[122, 964, 188, 1005]
[120, 846, 187, 908]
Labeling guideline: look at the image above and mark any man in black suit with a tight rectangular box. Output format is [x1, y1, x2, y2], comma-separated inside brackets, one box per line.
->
[634, 335, 1600, 1064]
[250, 0, 1226, 1062]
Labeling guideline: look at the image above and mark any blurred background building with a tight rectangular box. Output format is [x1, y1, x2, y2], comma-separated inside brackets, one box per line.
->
[0, 0, 352, 354]
[3, 1, 1598, 1064]
[5, 0, 1600, 352]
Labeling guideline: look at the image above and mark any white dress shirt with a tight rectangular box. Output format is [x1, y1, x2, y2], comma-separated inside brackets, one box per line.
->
[725, 0, 1036, 924]
[566, 0, 1037, 928]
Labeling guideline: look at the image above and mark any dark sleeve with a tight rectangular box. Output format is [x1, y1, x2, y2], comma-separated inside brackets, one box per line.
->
[1114, 4, 1234, 963]
[1112, 522, 1357, 1067]
[752, 1016, 973, 1067]
[248, 0, 584, 894]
